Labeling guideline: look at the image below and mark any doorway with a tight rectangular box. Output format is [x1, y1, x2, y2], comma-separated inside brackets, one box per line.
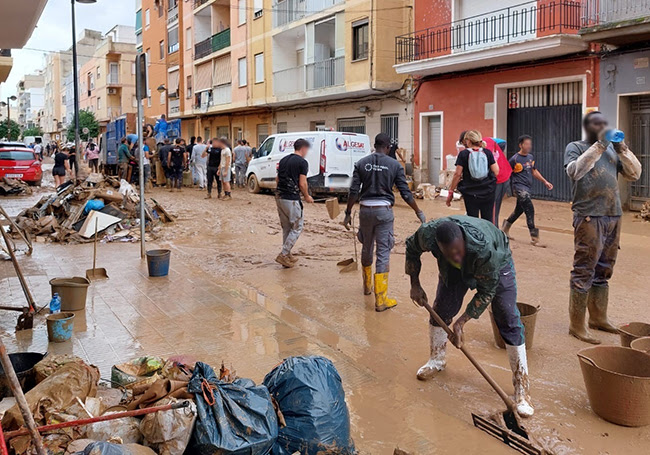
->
[421, 114, 442, 184]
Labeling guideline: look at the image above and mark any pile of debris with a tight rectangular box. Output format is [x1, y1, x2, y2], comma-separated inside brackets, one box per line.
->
[0, 178, 33, 196]
[0, 354, 355, 455]
[639, 200, 650, 221]
[10, 175, 174, 244]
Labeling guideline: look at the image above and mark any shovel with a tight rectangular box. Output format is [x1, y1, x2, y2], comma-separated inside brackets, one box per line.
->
[86, 219, 108, 281]
[418, 301, 543, 455]
[337, 212, 358, 273]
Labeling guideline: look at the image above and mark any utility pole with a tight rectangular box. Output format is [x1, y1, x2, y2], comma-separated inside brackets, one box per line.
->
[136, 53, 148, 259]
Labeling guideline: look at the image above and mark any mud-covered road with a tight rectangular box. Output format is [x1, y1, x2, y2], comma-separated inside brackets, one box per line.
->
[151, 185, 650, 454]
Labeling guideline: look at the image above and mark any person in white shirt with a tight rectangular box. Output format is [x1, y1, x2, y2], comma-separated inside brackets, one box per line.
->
[191, 137, 208, 189]
[218, 138, 233, 200]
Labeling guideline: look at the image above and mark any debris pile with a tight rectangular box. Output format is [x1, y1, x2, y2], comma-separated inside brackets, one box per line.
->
[413, 183, 461, 202]
[0, 354, 354, 455]
[639, 201, 650, 221]
[0, 178, 32, 196]
[10, 176, 174, 243]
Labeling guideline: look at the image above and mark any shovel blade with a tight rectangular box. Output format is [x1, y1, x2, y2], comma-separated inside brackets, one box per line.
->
[339, 261, 358, 273]
[86, 268, 109, 281]
[471, 413, 541, 455]
[325, 198, 340, 220]
[337, 258, 354, 267]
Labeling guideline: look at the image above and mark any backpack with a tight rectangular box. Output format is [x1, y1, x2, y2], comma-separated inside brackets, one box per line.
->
[467, 148, 489, 180]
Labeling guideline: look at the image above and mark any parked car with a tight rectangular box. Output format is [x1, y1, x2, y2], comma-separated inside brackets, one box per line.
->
[0, 146, 43, 185]
[246, 131, 371, 196]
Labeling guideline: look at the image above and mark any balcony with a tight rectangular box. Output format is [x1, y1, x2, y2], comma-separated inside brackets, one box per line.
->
[194, 28, 230, 60]
[272, 0, 344, 28]
[107, 74, 120, 86]
[195, 84, 232, 112]
[0, 49, 12, 84]
[107, 107, 122, 119]
[167, 5, 179, 25]
[193, 0, 211, 10]
[580, 0, 650, 45]
[394, 0, 588, 77]
[169, 98, 181, 115]
[273, 57, 344, 96]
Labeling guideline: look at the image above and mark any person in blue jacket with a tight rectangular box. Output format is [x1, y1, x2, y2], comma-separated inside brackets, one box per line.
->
[154, 114, 169, 144]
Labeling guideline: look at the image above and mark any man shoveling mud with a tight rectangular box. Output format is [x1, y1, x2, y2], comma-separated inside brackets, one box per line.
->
[344, 133, 425, 312]
[565, 111, 642, 344]
[406, 216, 534, 417]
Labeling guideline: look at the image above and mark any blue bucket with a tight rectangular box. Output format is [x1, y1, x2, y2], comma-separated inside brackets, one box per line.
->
[146, 249, 171, 277]
[46, 312, 75, 343]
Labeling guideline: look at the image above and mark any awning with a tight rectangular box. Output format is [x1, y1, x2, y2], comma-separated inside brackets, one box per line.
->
[195, 62, 212, 92]
[213, 55, 231, 86]
[168, 69, 180, 95]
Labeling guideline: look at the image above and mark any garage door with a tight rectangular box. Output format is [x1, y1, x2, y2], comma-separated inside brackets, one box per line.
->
[506, 81, 583, 202]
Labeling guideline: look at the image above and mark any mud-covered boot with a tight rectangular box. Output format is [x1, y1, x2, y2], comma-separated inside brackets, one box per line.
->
[506, 344, 534, 418]
[362, 266, 373, 296]
[588, 285, 618, 333]
[569, 289, 601, 344]
[374, 273, 397, 312]
[530, 229, 546, 248]
[417, 325, 447, 381]
[501, 220, 514, 239]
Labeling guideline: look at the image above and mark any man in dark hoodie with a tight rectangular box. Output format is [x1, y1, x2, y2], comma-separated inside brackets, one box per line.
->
[406, 215, 534, 418]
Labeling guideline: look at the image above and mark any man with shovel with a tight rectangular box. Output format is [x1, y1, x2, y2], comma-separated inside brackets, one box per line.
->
[344, 133, 425, 312]
[405, 215, 534, 417]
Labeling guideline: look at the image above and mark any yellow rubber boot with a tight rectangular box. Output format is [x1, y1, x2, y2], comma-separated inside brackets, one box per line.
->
[374, 273, 397, 312]
[362, 266, 373, 296]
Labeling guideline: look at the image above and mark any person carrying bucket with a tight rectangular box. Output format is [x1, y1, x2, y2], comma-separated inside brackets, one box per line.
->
[564, 111, 641, 344]
[406, 215, 534, 418]
[344, 133, 425, 312]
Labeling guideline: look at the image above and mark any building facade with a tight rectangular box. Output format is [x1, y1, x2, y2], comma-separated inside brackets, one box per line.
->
[16, 73, 45, 130]
[78, 26, 138, 129]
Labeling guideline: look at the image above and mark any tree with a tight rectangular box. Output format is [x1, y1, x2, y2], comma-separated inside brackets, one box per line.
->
[0, 120, 21, 141]
[67, 109, 99, 142]
[21, 126, 44, 139]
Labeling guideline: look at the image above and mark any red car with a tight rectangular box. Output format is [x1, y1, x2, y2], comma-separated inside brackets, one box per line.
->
[0, 146, 43, 185]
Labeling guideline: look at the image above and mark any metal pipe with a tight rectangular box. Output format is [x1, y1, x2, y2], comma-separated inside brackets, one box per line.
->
[136, 57, 146, 259]
[71, 0, 81, 167]
[0, 340, 47, 455]
[4, 401, 190, 439]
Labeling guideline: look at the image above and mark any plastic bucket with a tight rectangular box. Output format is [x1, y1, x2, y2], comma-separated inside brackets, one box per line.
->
[50, 277, 90, 311]
[489, 302, 539, 350]
[146, 249, 171, 277]
[619, 322, 650, 347]
[0, 352, 46, 399]
[630, 337, 650, 354]
[578, 346, 650, 427]
[46, 312, 75, 343]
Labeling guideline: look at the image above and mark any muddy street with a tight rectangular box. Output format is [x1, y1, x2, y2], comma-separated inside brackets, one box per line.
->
[2, 185, 649, 454]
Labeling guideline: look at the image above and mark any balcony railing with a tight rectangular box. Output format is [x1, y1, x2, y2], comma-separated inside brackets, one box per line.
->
[0, 49, 11, 57]
[395, 0, 585, 64]
[167, 5, 179, 25]
[107, 74, 120, 85]
[107, 107, 122, 119]
[213, 83, 232, 105]
[273, 57, 344, 96]
[169, 98, 181, 114]
[582, 0, 650, 24]
[194, 29, 231, 60]
[193, 0, 210, 9]
[273, 0, 344, 28]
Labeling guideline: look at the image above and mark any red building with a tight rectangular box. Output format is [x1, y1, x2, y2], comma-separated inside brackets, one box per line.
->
[395, 0, 600, 202]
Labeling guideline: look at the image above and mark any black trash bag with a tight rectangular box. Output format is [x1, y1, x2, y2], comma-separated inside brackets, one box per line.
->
[187, 362, 278, 455]
[263, 356, 355, 455]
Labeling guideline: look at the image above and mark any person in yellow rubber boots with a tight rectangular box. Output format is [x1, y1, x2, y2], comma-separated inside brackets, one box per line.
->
[344, 133, 425, 312]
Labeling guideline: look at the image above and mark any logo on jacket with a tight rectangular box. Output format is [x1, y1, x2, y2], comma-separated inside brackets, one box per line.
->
[335, 137, 348, 151]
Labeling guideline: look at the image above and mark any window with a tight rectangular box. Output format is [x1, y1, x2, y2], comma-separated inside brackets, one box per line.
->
[254, 0, 263, 18]
[254, 53, 264, 83]
[157, 2, 163, 17]
[97, 97, 101, 110]
[238, 0, 246, 25]
[96, 66, 101, 79]
[277, 122, 287, 134]
[217, 126, 229, 140]
[352, 19, 369, 61]
[159, 40, 165, 59]
[146, 49, 151, 67]
[160, 91, 166, 105]
[132, 95, 138, 108]
[186, 75, 192, 99]
[204, 127, 211, 140]
[168, 27, 179, 54]
[145, 9, 150, 27]
[147, 96, 152, 107]
[257, 133, 273, 155]
[238, 57, 247, 87]
[185, 27, 192, 50]
[131, 62, 136, 74]
[380, 114, 399, 144]
[109, 62, 119, 84]
[337, 117, 366, 134]
[88, 73, 95, 90]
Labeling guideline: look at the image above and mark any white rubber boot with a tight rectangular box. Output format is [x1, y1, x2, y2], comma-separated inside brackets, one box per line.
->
[417, 326, 447, 381]
[506, 344, 535, 417]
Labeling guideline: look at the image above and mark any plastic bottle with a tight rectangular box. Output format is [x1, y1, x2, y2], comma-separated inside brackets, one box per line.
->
[49, 293, 61, 314]
[605, 129, 625, 143]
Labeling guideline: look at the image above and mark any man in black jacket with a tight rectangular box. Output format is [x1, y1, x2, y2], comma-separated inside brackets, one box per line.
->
[344, 133, 425, 312]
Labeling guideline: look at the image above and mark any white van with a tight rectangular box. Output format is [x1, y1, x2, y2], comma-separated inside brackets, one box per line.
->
[246, 131, 371, 195]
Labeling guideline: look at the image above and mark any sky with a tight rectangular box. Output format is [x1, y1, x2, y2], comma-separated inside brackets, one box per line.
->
[0, 0, 135, 98]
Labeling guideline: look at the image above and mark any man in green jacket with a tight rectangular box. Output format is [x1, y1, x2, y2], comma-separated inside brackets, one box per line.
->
[406, 215, 533, 417]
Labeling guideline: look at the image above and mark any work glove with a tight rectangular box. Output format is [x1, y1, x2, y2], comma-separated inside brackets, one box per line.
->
[343, 212, 352, 231]
[416, 210, 426, 224]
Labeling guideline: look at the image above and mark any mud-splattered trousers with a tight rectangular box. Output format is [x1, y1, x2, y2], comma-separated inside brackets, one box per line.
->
[570, 215, 621, 294]
[276, 198, 304, 256]
[506, 189, 538, 237]
[429, 261, 524, 346]
[358, 205, 394, 274]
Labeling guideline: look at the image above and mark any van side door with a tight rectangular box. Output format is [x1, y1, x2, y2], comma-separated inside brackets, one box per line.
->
[256, 137, 276, 184]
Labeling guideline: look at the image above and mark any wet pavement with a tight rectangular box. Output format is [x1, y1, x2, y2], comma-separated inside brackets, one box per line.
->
[2, 183, 650, 454]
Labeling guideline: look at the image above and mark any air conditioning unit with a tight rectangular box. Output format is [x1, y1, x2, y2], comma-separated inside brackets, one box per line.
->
[107, 88, 118, 95]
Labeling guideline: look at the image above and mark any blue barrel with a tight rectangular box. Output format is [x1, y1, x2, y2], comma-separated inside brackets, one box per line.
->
[46, 312, 75, 343]
[146, 249, 171, 277]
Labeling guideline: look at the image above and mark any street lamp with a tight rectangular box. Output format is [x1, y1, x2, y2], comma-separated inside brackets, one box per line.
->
[71, 0, 97, 162]
[157, 84, 169, 119]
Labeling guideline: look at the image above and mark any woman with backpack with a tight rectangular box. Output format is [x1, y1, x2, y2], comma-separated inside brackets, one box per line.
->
[446, 130, 499, 223]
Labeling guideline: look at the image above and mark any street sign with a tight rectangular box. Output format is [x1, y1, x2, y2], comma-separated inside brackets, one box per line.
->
[136, 53, 148, 101]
